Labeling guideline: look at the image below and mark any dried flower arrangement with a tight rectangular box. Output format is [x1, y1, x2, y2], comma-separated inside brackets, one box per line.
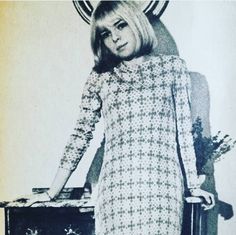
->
[192, 117, 236, 175]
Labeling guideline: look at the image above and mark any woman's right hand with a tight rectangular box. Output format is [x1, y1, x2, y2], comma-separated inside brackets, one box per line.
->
[11, 192, 53, 207]
[9, 168, 72, 207]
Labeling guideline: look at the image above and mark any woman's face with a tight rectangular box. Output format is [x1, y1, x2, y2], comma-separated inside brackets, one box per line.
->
[98, 13, 137, 60]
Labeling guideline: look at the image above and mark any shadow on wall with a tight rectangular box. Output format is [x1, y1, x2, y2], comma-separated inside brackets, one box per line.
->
[84, 15, 234, 235]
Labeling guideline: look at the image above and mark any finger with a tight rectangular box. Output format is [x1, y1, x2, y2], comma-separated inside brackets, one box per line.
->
[203, 205, 210, 211]
[23, 201, 36, 207]
[202, 204, 209, 210]
[206, 194, 215, 206]
[205, 196, 212, 204]
[209, 194, 215, 207]
[208, 204, 215, 210]
[203, 192, 214, 205]
[202, 195, 215, 210]
[203, 203, 214, 211]
[23, 199, 38, 207]
[202, 203, 213, 211]
[15, 198, 28, 203]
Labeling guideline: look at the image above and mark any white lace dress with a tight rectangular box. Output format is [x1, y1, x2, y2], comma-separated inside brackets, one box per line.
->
[59, 55, 200, 235]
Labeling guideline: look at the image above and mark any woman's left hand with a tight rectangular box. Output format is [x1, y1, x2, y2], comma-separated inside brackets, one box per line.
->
[189, 188, 215, 210]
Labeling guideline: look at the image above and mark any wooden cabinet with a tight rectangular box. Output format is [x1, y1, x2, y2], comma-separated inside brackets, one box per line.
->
[1, 188, 203, 235]
[1, 188, 95, 235]
[5, 207, 94, 235]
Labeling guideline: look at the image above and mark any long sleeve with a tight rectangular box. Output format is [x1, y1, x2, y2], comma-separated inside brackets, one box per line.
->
[59, 70, 102, 171]
[172, 58, 201, 189]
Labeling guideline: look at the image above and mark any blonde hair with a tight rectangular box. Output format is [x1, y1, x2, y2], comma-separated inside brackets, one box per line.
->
[90, 1, 157, 72]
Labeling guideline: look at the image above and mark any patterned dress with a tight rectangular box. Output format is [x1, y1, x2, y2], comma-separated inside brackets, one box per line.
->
[59, 55, 200, 235]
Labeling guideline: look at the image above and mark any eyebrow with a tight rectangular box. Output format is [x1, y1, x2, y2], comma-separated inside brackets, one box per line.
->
[98, 19, 124, 32]
[113, 19, 123, 27]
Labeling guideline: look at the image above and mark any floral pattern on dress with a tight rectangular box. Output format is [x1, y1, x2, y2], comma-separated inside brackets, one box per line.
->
[59, 55, 200, 235]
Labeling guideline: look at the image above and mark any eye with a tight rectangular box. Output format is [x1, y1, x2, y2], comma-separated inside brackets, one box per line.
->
[100, 30, 111, 40]
[116, 21, 128, 30]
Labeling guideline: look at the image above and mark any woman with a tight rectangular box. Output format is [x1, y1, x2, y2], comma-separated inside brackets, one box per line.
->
[20, 1, 214, 235]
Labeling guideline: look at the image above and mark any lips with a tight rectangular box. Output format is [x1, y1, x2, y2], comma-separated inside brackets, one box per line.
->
[117, 42, 128, 51]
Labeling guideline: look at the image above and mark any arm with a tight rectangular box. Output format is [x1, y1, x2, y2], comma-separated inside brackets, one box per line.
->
[47, 168, 72, 199]
[15, 71, 102, 206]
[172, 58, 200, 189]
[14, 168, 72, 206]
[172, 58, 214, 209]
[59, 70, 102, 171]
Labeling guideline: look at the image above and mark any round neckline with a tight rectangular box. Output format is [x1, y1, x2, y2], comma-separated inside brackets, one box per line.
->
[121, 56, 145, 67]
[118, 55, 156, 70]
[114, 54, 181, 73]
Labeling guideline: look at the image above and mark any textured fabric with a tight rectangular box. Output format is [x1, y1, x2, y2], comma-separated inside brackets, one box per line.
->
[59, 55, 200, 235]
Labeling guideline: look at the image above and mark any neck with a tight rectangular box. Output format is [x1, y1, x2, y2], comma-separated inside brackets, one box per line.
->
[122, 56, 144, 66]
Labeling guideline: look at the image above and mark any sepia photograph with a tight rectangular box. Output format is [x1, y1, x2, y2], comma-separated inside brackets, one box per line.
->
[0, 1, 236, 234]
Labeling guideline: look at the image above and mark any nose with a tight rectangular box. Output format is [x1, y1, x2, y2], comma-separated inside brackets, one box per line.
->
[111, 31, 120, 42]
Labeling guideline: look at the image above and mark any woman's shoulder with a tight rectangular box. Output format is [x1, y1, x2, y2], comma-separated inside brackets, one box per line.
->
[86, 68, 112, 89]
[86, 68, 108, 80]
[148, 54, 186, 66]
[90, 68, 114, 78]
